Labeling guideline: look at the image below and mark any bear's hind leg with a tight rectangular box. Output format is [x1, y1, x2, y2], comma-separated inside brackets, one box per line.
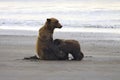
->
[71, 52, 84, 61]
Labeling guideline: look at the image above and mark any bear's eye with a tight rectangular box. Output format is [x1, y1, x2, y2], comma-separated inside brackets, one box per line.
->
[55, 21, 58, 23]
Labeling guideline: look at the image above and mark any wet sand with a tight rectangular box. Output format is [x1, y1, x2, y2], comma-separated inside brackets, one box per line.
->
[0, 30, 120, 80]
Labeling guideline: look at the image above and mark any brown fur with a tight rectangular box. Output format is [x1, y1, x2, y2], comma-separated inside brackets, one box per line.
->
[54, 39, 84, 60]
[36, 18, 65, 60]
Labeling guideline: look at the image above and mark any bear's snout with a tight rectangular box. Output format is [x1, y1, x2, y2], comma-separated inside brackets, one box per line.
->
[57, 23, 62, 28]
[59, 25, 62, 28]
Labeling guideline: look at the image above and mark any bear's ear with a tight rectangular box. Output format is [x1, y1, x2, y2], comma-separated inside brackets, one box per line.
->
[47, 18, 51, 23]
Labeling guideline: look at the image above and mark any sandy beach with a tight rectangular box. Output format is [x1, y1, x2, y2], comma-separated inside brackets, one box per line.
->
[0, 30, 120, 80]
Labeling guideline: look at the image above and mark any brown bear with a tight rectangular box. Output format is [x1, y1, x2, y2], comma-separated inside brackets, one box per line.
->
[36, 18, 66, 60]
[54, 39, 84, 60]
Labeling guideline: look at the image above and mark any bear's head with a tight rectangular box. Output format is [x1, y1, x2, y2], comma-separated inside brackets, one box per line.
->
[46, 18, 62, 30]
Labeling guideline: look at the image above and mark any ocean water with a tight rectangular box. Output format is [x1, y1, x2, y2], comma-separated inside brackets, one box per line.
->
[0, 0, 120, 33]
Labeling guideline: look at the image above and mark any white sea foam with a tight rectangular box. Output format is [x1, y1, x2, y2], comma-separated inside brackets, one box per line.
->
[1, 26, 120, 36]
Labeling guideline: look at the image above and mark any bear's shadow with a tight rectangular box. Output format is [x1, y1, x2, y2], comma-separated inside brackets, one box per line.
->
[23, 55, 92, 61]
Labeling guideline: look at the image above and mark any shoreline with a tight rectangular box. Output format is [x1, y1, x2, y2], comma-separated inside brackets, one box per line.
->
[1, 27, 120, 36]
